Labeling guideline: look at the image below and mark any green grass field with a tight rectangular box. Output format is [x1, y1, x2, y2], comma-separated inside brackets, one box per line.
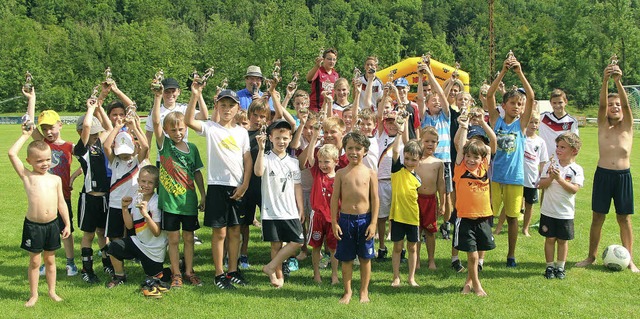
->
[0, 124, 639, 318]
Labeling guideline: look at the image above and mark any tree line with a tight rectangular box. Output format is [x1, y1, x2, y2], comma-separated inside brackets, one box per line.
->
[1, 0, 638, 112]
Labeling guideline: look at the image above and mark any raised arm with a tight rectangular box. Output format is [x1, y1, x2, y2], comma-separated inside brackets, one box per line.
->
[487, 59, 510, 127]
[80, 100, 98, 146]
[185, 82, 204, 133]
[151, 90, 165, 147]
[8, 125, 33, 178]
[120, 197, 135, 231]
[22, 88, 45, 141]
[454, 115, 469, 164]
[110, 82, 134, 108]
[103, 120, 124, 163]
[424, 64, 450, 118]
[302, 124, 321, 169]
[613, 65, 633, 129]
[195, 93, 209, 121]
[126, 116, 149, 163]
[254, 133, 267, 177]
[511, 59, 535, 132]
[306, 56, 322, 82]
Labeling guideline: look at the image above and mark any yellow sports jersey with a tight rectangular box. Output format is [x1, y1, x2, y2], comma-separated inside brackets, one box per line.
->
[390, 158, 421, 225]
[453, 159, 492, 219]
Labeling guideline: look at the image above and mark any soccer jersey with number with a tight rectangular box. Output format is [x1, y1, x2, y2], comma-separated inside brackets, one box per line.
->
[259, 152, 301, 220]
[310, 165, 334, 223]
[129, 194, 167, 263]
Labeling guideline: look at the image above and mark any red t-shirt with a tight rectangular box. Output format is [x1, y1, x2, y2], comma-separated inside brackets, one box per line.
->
[309, 67, 339, 112]
[46, 140, 73, 200]
[310, 165, 335, 222]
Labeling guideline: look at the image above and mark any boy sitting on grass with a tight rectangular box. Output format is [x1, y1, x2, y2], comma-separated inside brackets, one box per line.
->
[9, 121, 71, 307]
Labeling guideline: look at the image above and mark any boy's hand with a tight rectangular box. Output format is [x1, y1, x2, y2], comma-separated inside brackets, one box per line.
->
[198, 197, 206, 212]
[322, 90, 333, 105]
[61, 225, 71, 239]
[437, 204, 445, 216]
[21, 122, 35, 136]
[315, 56, 323, 67]
[510, 59, 522, 74]
[230, 184, 248, 201]
[365, 223, 376, 240]
[417, 63, 428, 75]
[191, 80, 204, 95]
[332, 222, 343, 241]
[21, 87, 35, 99]
[87, 97, 98, 109]
[548, 165, 560, 180]
[121, 196, 133, 209]
[352, 77, 363, 90]
[139, 201, 149, 218]
[256, 132, 267, 150]
[611, 65, 623, 81]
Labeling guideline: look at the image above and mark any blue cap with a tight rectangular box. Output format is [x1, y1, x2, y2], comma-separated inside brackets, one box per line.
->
[467, 125, 489, 144]
[393, 77, 409, 88]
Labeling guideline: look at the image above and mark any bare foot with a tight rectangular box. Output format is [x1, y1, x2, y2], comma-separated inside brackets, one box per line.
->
[339, 292, 352, 304]
[263, 265, 283, 288]
[296, 251, 308, 261]
[575, 257, 596, 268]
[25, 296, 38, 307]
[522, 231, 531, 237]
[629, 261, 639, 273]
[428, 260, 437, 270]
[252, 219, 262, 229]
[391, 277, 401, 287]
[331, 276, 340, 285]
[475, 289, 487, 296]
[416, 262, 421, 270]
[461, 284, 472, 294]
[493, 227, 502, 235]
[359, 291, 370, 303]
[313, 275, 322, 284]
[49, 292, 63, 302]
[408, 279, 419, 287]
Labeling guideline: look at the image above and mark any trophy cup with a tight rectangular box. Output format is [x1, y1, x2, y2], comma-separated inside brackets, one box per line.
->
[90, 85, 100, 101]
[190, 69, 202, 85]
[322, 80, 334, 93]
[21, 113, 34, 131]
[135, 190, 144, 208]
[395, 110, 408, 126]
[23, 71, 33, 92]
[288, 72, 299, 91]
[201, 67, 215, 83]
[259, 119, 268, 135]
[126, 102, 138, 120]
[218, 77, 229, 92]
[298, 106, 309, 116]
[480, 80, 490, 96]
[610, 54, 619, 65]
[272, 59, 281, 83]
[387, 69, 398, 84]
[459, 106, 469, 122]
[104, 67, 114, 85]
[318, 47, 325, 60]
[452, 62, 461, 79]
[151, 69, 164, 92]
[353, 118, 362, 133]
[506, 50, 515, 69]
[353, 67, 362, 80]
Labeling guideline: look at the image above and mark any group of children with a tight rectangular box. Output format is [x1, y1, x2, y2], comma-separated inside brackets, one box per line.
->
[10, 49, 636, 306]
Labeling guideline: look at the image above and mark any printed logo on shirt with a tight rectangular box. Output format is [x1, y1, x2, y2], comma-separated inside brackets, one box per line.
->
[219, 136, 240, 152]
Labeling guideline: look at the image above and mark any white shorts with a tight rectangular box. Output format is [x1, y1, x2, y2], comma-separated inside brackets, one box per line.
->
[378, 179, 392, 219]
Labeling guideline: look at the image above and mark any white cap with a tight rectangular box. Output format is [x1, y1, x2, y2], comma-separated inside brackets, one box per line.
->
[114, 132, 135, 155]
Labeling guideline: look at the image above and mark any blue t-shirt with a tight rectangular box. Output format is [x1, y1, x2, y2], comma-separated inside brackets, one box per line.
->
[421, 110, 451, 163]
[236, 88, 274, 111]
[491, 116, 525, 185]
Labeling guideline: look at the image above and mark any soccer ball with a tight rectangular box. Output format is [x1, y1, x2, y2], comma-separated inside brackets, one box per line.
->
[602, 245, 631, 271]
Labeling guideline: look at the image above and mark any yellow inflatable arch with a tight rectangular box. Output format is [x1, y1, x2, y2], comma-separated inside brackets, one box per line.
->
[375, 57, 470, 94]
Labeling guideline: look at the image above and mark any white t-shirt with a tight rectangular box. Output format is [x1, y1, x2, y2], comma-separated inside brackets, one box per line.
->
[523, 135, 549, 188]
[145, 103, 189, 162]
[377, 131, 396, 180]
[129, 194, 167, 263]
[363, 135, 379, 172]
[259, 151, 301, 220]
[109, 157, 140, 208]
[358, 76, 384, 111]
[198, 121, 250, 186]
[539, 112, 579, 155]
[540, 161, 584, 220]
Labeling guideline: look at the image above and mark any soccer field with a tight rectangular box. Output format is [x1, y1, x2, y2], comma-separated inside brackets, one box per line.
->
[0, 124, 638, 318]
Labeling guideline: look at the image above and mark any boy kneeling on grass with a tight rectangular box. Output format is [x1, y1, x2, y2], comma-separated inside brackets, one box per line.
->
[9, 121, 71, 307]
[105, 165, 170, 298]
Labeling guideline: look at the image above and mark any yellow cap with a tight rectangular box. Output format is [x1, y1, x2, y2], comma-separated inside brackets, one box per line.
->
[38, 110, 61, 126]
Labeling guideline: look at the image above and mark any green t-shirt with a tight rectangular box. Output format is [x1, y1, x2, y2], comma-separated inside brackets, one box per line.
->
[158, 137, 204, 216]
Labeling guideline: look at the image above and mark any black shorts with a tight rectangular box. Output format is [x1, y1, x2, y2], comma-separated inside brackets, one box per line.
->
[108, 237, 163, 277]
[390, 220, 419, 243]
[106, 207, 126, 239]
[21, 218, 61, 253]
[204, 185, 245, 228]
[523, 187, 539, 205]
[453, 217, 496, 252]
[242, 183, 261, 226]
[162, 211, 200, 232]
[78, 193, 108, 232]
[443, 162, 453, 193]
[262, 219, 304, 243]
[592, 167, 634, 215]
[57, 199, 74, 233]
[538, 214, 574, 240]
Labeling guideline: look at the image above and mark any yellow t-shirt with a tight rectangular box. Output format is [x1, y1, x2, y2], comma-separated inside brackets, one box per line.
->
[453, 159, 492, 219]
[390, 158, 421, 225]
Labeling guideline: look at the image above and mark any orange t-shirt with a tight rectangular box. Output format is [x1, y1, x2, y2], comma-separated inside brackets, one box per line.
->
[453, 160, 492, 219]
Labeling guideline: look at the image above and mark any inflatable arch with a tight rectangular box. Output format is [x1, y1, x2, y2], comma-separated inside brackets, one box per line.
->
[375, 57, 470, 95]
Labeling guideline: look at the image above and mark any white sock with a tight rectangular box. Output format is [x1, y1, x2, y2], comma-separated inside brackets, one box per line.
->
[546, 262, 554, 267]
[556, 261, 566, 269]
[452, 256, 459, 262]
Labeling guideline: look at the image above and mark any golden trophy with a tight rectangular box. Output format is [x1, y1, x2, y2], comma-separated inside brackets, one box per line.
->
[126, 102, 138, 120]
[135, 190, 144, 208]
[201, 67, 215, 83]
[190, 69, 202, 84]
[23, 71, 33, 92]
[151, 69, 164, 92]
[353, 67, 362, 80]
[90, 85, 100, 100]
[259, 119, 268, 135]
[452, 62, 461, 79]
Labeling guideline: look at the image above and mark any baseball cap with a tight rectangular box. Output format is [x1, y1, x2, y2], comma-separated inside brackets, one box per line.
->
[38, 110, 61, 126]
[267, 119, 293, 135]
[114, 131, 135, 155]
[244, 66, 263, 78]
[393, 77, 409, 88]
[75, 115, 105, 134]
[161, 78, 180, 90]
[467, 125, 489, 144]
[216, 89, 240, 104]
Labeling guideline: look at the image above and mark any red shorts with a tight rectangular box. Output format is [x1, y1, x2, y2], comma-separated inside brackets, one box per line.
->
[418, 193, 437, 233]
[307, 210, 337, 250]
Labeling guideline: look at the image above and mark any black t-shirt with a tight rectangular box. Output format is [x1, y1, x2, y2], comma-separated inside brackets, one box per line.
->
[74, 138, 109, 193]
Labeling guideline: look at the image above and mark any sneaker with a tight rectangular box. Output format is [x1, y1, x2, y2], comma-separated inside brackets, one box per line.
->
[171, 274, 183, 288]
[193, 234, 203, 245]
[239, 255, 250, 269]
[544, 266, 556, 279]
[282, 261, 291, 279]
[214, 274, 236, 290]
[81, 270, 100, 284]
[226, 271, 248, 286]
[103, 265, 115, 276]
[530, 220, 540, 229]
[506, 258, 517, 268]
[319, 254, 330, 269]
[141, 282, 162, 298]
[185, 273, 203, 286]
[478, 263, 484, 272]
[66, 264, 78, 276]
[400, 249, 408, 263]
[439, 223, 450, 240]
[152, 278, 171, 292]
[39, 264, 46, 276]
[105, 274, 126, 288]
[554, 267, 566, 279]
[376, 248, 388, 262]
[451, 259, 466, 273]
[288, 257, 299, 272]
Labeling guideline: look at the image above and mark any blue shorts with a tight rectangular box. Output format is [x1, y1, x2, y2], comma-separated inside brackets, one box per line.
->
[334, 213, 375, 261]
